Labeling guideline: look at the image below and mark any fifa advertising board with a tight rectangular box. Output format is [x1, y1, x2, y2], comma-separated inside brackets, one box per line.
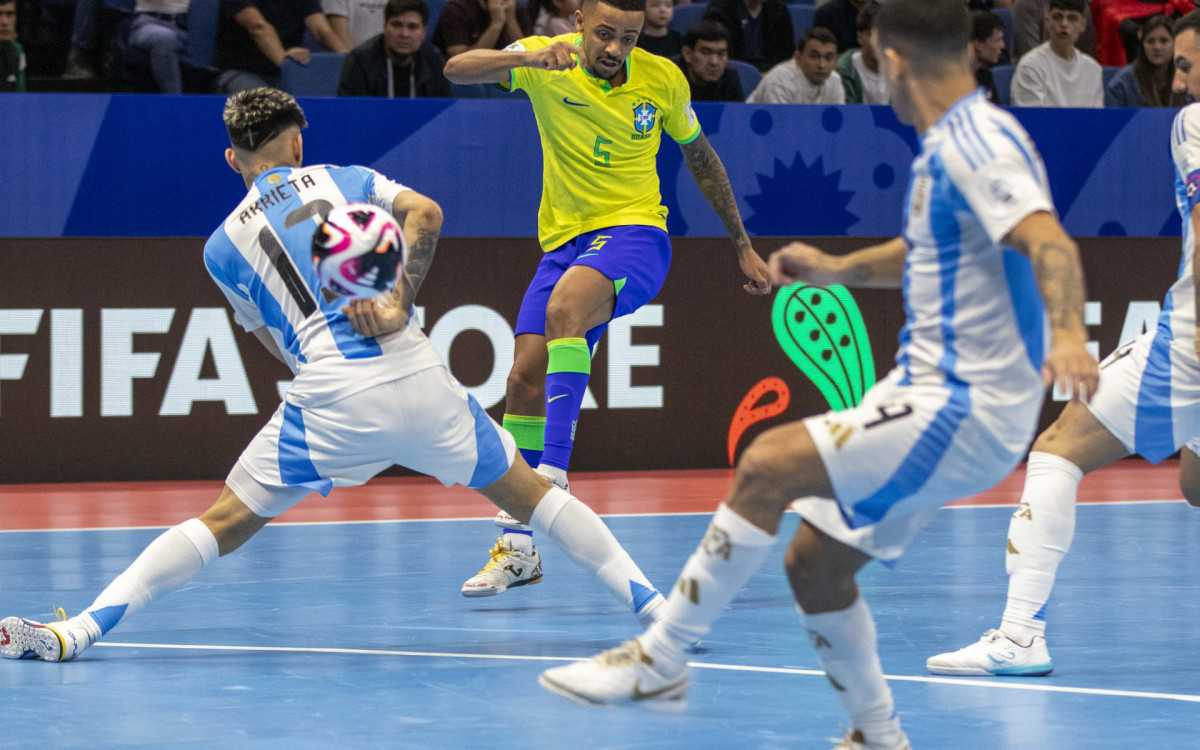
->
[0, 236, 1181, 483]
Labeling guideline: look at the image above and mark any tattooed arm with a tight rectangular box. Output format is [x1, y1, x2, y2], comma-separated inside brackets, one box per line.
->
[679, 133, 771, 295]
[343, 191, 444, 338]
[768, 237, 907, 290]
[1005, 210, 1098, 401]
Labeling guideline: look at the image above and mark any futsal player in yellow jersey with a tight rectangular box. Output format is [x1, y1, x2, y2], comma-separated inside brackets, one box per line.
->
[445, 0, 772, 598]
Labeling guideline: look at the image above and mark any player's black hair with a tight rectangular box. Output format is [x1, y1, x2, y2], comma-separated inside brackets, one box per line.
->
[970, 10, 1004, 44]
[855, 2, 879, 35]
[874, 0, 970, 74]
[223, 87, 308, 153]
[385, 0, 429, 26]
[1047, 0, 1085, 14]
[683, 20, 731, 50]
[584, 0, 646, 13]
[798, 26, 837, 54]
[1175, 8, 1200, 39]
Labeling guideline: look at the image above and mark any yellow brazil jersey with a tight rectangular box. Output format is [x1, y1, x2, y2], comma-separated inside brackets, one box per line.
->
[506, 33, 702, 251]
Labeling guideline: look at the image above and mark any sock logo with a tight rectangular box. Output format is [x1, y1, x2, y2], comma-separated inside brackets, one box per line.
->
[806, 628, 832, 649]
[700, 525, 732, 560]
[0, 627, 9, 646]
[1013, 502, 1033, 520]
[677, 578, 700, 604]
[547, 394, 568, 403]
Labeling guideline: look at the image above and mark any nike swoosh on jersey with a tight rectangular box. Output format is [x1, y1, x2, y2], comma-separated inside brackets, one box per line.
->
[562, 97, 589, 107]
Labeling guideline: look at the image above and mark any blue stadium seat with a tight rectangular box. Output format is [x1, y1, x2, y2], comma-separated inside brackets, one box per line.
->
[427, 0, 448, 41]
[668, 4, 706, 36]
[280, 52, 347, 97]
[1102, 65, 1122, 89]
[992, 64, 1014, 106]
[727, 59, 760, 98]
[992, 7, 1012, 62]
[185, 0, 220, 68]
[450, 82, 489, 97]
[789, 5, 814, 34]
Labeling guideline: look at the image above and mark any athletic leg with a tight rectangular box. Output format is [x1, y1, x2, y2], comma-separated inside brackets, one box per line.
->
[927, 401, 1128, 676]
[474, 456, 663, 624]
[0, 482, 274, 662]
[1179, 438, 1200, 508]
[539, 420, 836, 705]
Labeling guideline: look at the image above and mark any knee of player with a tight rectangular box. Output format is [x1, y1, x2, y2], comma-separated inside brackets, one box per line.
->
[506, 366, 543, 400]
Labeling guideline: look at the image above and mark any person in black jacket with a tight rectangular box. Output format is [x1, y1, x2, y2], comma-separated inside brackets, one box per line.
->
[812, 0, 877, 53]
[673, 21, 743, 102]
[338, 0, 452, 98]
[701, 0, 793, 72]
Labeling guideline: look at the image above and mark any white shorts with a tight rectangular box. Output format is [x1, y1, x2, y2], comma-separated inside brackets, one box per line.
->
[228, 365, 516, 518]
[1085, 328, 1200, 463]
[792, 369, 1040, 563]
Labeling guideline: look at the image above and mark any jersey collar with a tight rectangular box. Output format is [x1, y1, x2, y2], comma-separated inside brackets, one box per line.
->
[573, 33, 632, 92]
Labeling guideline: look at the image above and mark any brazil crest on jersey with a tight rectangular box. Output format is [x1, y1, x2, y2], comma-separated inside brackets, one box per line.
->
[505, 34, 702, 251]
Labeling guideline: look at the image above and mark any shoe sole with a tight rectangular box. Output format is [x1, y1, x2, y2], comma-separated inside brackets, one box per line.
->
[926, 662, 1053, 677]
[0, 617, 65, 662]
[537, 672, 688, 709]
[460, 575, 543, 598]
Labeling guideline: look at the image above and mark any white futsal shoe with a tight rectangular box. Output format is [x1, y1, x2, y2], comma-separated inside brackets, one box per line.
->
[461, 537, 543, 597]
[926, 629, 1053, 676]
[0, 615, 93, 662]
[538, 640, 688, 706]
[832, 729, 912, 750]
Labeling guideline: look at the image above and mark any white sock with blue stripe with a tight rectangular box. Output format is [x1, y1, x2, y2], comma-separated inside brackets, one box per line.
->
[1002, 451, 1080, 643]
[72, 518, 219, 642]
[801, 596, 903, 746]
[529, 486, 662, 620]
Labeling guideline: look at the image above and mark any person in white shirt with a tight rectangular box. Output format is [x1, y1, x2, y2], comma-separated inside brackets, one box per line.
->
[1010, 0, 1102, 107]
[837, 3, 887, 104]
[747, 26, 845, 104]
[325, 0, 388, 49]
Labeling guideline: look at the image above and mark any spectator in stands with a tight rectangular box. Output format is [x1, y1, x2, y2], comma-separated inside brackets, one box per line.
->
[674, 20, 742, 101]
[1106, 14, 1182, 108]
[1011, 0, 1093, 60]
[214, 0, 350, 93]
[432, 0, 531, 58]
[0, 0, 24, 92]
[812, 0, 877, 54]
[339, 0, 449, 97]
[637, 0, 681, 58]
[0, 0, 24, 91]
[746, 26, 843, 104]
[1010, 0, 1101, 107]
[62, 0, 102, 79]
[324, 0, 388, 49]
[836, 2, 884, 104]
[129, 0, 192, 94]
[529, 0, 578, 36]
[971, 9, 1005, 102]
[701, 0, 793, 72]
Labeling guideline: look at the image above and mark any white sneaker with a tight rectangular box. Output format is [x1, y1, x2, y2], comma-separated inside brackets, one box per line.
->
[0, 616, 93, 662]
[926, 628, 1053, 676]
[539, 640, 688, 706]
[831, 729, 912, 749]
[460, 538, 543, 597]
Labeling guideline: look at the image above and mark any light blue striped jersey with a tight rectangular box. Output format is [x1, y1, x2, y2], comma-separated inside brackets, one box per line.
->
[1166, 104, 1200, 343]
[203, 164, 444, 408]
[898, 90, 1052, 399]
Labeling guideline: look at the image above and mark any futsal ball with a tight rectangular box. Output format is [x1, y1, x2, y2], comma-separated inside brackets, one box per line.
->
[311, 203, 406, 300]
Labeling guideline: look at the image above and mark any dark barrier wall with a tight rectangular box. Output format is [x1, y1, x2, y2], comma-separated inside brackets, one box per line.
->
[0, 236, 1181, 483]
[0, 95, 1181, 239]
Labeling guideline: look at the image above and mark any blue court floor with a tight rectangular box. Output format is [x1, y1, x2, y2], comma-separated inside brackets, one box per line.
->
[2, 502, 1198, 749]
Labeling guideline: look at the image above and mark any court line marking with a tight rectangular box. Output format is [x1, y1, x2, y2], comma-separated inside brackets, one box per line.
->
[0, 499, 1186, 534]
[92, 641, 1200, 704]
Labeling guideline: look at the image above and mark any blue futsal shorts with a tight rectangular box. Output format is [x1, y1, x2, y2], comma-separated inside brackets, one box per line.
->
[514, 225, 672, 348]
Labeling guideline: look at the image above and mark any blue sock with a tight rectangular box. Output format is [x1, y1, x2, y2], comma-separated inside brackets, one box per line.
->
[541, 337, 590, 471]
